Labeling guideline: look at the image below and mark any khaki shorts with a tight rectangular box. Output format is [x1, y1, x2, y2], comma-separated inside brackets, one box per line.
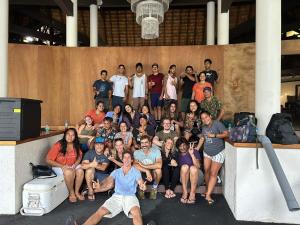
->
[102, 194, 140, 218]
[204, 150, 225, 164]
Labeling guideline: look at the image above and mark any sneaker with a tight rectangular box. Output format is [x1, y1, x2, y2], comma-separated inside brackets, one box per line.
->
[217, 175, 222, 184]
[138, 190, 145, 200]
[149, 188, 157, 200]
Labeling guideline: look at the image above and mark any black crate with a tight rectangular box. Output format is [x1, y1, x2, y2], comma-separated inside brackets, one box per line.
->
[0, 98, 42, 140]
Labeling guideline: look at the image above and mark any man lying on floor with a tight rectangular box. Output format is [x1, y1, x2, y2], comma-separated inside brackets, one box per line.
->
[78, 150, 147, 225]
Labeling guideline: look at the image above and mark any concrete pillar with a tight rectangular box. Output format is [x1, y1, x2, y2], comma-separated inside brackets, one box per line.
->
[90, 3, 98, 47]
[206, 1, 215, 45]
[217, 0, 229, 45]
[255, 0, 281, 134]
[0, 0, 8, 97]
[66, 0, 78, 47]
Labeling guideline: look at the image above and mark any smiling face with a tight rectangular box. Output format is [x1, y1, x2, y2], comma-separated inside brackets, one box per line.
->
[204, 61, 211, 70]
[199, 72, 206, 82]
[164, 138, 174, 150]
[95, 142, 105, 154]
[186, 67, 193, 75]
[162, 119, 171, 131]
[189, 101, 198, 113]
[136, 65, 143, 73]
[118, 65, 125, 74]
[142, 105, 149, 114]
[178, 142, 188, 154]
[140, 138, 151, 151]
[65, 129, 75, 143]
[125, 104, 133, 113]
[139, 117, 147, 126]
[96, 102, 105, 111]
[114, 105, 121, 114]
[170, 103, 176, 113]
[122, 152, 133, 167]
[115, 140, 124, 154]
[169, 66, 176, 74]
[200, 112, 212, 126]
[85, 116, 93, 125]
[103, 119, 112, 129]
[119, 122, 127, 132]
[152, 65, 158, 74]
[100, 71, 107, 80]
[204, 90, 212, 99]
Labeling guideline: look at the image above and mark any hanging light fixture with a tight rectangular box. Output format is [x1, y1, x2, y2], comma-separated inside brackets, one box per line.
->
[127, 0, 172, 39]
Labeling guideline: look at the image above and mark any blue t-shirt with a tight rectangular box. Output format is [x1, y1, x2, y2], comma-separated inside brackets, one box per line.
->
[93, 80, 112, 98]
[110, 167, 142, 196]
[134, 148, 161, 165]
[83, 149, 110, 174]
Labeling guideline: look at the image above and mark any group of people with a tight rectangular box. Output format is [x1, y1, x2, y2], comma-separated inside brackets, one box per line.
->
[46, 59, 228, 225]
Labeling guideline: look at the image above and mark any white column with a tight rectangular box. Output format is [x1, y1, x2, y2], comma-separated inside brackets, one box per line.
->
[0, 0, 8, 97]
[90, 4, 98, 47]
[217, 0, 229, 45]
[255, 0, 281, 134]
[206, 1, 215, 45]
[66, 0, 78, 47]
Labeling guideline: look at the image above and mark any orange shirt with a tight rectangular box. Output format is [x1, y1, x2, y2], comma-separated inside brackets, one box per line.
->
[192, 82, 212, 103]
[86, 109, 105, 124]
[47, 142, 82, 166]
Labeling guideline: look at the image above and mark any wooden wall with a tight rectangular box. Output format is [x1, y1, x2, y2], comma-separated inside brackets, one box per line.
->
[8, 40, 300, 126]
[8, 44, 224, 125]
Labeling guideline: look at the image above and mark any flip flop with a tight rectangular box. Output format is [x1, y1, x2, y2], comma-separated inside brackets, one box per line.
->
[76, 193, 85, 201]
[206, 198, 215, 205]
[180, 197, 188, 204]
[88, 192, 95, 201]
[68, 195, 77, 203]
[169, 192, 176, 198]
[187, 198, 196, 204]
[201, 193, 206, 198]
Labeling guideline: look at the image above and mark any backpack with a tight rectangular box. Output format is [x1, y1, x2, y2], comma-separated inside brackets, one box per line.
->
[266, 113, 299, 144]
[230, 113, 257, 143]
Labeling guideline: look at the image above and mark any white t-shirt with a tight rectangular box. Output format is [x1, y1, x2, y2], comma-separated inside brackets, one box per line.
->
[132, 74, 146, 98]
[110, 75, 128, 97]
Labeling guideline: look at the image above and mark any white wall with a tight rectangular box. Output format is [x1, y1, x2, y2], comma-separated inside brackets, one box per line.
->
[0, 134, 62, 214]
[224, 142, 300, 224]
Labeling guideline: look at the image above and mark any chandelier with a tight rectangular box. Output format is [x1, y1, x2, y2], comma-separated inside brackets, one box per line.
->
[127, 0, 172, 39]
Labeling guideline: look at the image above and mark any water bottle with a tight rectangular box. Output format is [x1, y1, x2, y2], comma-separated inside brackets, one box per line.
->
[64, 120, 68, 130]
[228, 123, 232, 132]
[45, 123, 50, 134]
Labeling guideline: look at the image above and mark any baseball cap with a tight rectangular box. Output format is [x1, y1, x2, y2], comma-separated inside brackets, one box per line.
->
[203, 87, 212, 92]
[95, 137, 105, 144]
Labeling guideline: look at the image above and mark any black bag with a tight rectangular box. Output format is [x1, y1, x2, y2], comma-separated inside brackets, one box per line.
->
[29, 162, 57, 178]
[266, 113, 299, 144]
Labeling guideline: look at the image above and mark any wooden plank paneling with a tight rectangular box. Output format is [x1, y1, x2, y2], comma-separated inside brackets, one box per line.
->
[8, 40, 300, 126]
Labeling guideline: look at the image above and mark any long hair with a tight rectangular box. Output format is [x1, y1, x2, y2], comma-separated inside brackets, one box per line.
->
[161, 137, 176, 157]
[59, 128, 81, 159]
[123, 104, 134, 125]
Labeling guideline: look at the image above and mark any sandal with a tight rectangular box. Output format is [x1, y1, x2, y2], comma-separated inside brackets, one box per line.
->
[68, 195, 77, 203]
[206, 198, 215, 205]
[187, 198, 196, 204]
[88, 191, 95, 201]
[75, 193, 85, 201]
[169, 191, 176, 198]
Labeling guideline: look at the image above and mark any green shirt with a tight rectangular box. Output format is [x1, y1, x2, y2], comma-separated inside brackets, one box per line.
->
[200, 96, 222, 120]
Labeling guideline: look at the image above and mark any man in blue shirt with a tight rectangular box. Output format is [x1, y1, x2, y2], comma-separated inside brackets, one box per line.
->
[81, 150, 146, 225]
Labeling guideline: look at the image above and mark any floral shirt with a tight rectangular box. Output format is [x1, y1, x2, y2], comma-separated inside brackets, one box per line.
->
[96, 127, 116, 143]
[200, 96, 222, 120]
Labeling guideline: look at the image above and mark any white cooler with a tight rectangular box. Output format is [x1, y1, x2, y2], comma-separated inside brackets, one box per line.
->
[20, 175, 68, 216]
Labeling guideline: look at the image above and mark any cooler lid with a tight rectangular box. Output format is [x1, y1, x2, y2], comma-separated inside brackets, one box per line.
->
[23, 176, 64, 191]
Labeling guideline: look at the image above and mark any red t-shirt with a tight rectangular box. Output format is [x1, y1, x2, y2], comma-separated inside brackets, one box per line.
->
[148, 73, 164, 94]
[47, 142, 82, 166]
[86, 109, 105, 124]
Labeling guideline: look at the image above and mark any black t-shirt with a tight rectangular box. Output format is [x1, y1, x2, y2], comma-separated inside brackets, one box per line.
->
[182, 75, 196, 98]
[201, 70, 218, 87]
[93, 80, 112, 98]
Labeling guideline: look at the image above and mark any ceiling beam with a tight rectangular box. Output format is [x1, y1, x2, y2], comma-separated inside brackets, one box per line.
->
[10, 24, 63, 43]
[53, 0, 73, 16]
